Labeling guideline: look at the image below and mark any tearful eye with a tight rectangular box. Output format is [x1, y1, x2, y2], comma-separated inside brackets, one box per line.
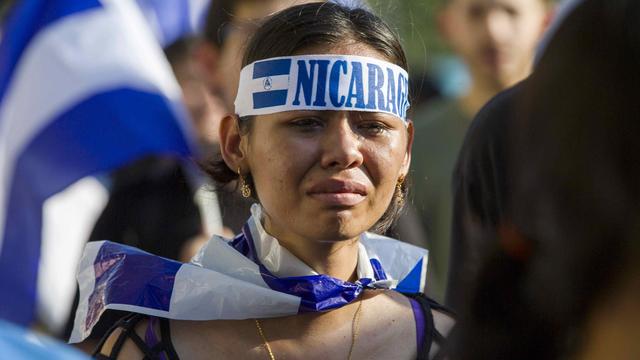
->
[358, 121, 390, 135]
[290, 117, 324, 131]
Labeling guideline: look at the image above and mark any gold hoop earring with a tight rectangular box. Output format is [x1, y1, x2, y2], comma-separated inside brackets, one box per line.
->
[238, 167, 252, 198]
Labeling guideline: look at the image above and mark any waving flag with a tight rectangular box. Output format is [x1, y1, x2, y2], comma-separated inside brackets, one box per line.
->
[0, 0, 194, 326]
[135, 0, 212, 47]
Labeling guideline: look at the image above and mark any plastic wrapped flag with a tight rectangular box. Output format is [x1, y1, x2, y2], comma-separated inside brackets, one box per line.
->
[70, 204, 428, 343]
[0, 0, 194, 326]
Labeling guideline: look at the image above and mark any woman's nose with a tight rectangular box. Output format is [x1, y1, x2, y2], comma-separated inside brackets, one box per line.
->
[319, 120, 364, 170]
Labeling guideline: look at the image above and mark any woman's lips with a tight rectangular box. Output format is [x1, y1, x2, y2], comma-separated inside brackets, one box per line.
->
[309, 192, 366, 206]
[307, 179, 368, 206]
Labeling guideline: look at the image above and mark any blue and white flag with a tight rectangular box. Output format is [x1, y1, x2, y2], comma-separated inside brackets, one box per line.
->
[0, 0, 194, 326]
[136, 0, 212, 47]
[235, 55, 411, 122]
[70, 204, 428, 343]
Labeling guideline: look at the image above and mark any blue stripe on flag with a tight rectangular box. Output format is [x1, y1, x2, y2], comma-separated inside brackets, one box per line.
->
[369, 258, 388, 281]
[0, 0, 101, 107]
[232, 224, 259, 261]
[252, 59, 291, 79]
[260, 270, 362, 313]
[0, 88, 191, 325]
[253, 90, 288, 109]
[395, 258, 424, 294]
[86, 242, 181, 330]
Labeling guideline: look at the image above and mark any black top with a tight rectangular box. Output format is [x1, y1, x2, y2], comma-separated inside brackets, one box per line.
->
[89, 157, 202, 258]
[446, 82, 524, 310]
[93, 293, 454, 360]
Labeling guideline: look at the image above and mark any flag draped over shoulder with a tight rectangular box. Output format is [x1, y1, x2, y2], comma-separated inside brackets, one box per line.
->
[0, 0, 194, 326]
[70, 204, 429, 343]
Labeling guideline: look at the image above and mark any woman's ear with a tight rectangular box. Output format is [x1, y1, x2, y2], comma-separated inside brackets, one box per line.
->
[400, 120, 414, 178]
[219, 114, 246, 171]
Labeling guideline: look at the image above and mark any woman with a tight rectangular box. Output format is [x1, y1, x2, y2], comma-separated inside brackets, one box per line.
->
[71, 3, 454, 359]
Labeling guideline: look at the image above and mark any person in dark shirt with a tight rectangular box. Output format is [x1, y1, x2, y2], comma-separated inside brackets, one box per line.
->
[453, 0, 640, 358]
[445, 0, 585, 311]
[446, 81, 523, 310]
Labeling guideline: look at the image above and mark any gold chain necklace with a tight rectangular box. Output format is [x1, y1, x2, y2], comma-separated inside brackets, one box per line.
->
[254, 297, 364, 360]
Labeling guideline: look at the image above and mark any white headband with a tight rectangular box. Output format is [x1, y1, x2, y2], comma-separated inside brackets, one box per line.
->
[234, 55, 410, 122]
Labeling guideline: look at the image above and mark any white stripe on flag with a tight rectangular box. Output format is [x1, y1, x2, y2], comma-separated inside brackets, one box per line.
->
[247, 74, 290, 95]
[70, 241, 103, 343]
[0, 0, 187, 254]
[37, 177, 108, 334]
[187, 0, 211, 33]
[169, 265, 301, 320]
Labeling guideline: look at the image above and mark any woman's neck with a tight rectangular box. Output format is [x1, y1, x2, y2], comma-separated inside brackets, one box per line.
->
[262, 216, 360, 282]
[287, 238, 360, 281]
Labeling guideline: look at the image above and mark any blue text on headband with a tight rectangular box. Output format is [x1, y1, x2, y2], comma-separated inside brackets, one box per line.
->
[235, 55, 410, 122]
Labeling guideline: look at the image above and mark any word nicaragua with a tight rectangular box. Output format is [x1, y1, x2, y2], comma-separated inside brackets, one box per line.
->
[235, 55, 410, 121]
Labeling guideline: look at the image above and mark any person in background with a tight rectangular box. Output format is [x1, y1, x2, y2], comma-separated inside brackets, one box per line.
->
[436, 0, 552, 114]
[396, 0, 553, 302]
[446, 82, 522, 311]
[165, 37, 232, 245]
[454, 0, 640, 358]
[446, 0, 583, 311]
[206, 0, 318, 109]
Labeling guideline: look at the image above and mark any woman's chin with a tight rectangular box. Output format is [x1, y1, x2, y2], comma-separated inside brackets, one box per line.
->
[313, 232, 360, 243]
[302, 217, 369, 242]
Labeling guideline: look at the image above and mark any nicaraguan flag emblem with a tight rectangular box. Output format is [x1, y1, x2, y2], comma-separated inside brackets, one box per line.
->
[252, 59, 291, 109]
[263, 77, 273, 90]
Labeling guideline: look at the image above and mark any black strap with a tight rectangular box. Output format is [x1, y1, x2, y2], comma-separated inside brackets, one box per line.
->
[158, 317, 180, 359]
[409, 293, 434, 360]
[404, 293, 456, 360]
[93, 313, 149, 359]
[92, 313, 179, 360]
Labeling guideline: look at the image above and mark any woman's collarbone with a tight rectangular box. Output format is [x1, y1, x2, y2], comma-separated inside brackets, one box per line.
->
[172, 291, 416, 359]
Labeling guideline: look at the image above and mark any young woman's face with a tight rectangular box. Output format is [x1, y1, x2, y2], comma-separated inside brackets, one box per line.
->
[241, 44, 412, 243]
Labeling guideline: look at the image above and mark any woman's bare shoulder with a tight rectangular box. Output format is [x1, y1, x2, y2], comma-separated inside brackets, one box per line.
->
[371, 288, 419, 312]
[382, 290, 456, 335]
